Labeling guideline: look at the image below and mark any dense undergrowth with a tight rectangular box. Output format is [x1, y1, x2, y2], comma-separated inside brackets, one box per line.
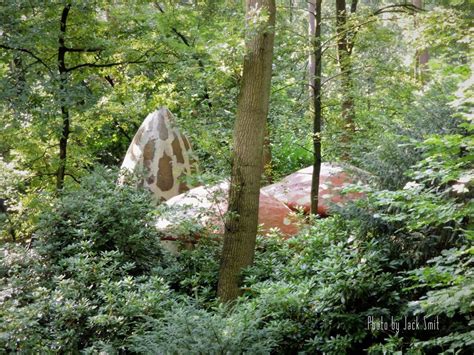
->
[0, 2, 472, 353]
[1, 97, 472, 353]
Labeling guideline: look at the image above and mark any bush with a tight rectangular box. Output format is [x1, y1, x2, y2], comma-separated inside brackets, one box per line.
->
[0, 157, 38, 242]
[241, 219, 403, 353]
[160, 237, 221, 303]
[0, 168, 175, 352]
[130, 303, 281, 354]
[0, 244, 174, 352]
[35, 168, 165, 273]
[404, 246, 474, 354]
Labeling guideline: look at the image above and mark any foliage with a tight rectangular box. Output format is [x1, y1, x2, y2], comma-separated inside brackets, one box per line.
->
[160, 237, 221, 303]
[129, 303, 280, 354]
[406, 246, 474, 353]
[0, 157, 41, 242]
[35, 168, 165, 273]
[240, 219, 402, 354]
[0, 244, 174, 352]
[0, 0, 472, 353]
[0, 169, 174, 352]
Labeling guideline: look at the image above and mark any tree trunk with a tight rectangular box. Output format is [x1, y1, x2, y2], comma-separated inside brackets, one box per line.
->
[336, 0, 356, 159]
[289, 0, 294, 22]
[56, 4, 71, 190]
[217, 0, 276, 302]
[308, 0, 322, 215]
[412, 0, 429, 82]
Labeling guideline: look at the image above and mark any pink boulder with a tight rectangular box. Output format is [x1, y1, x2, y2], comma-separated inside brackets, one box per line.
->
[262, 163, 367, 216]
[156, 181, 299, 239]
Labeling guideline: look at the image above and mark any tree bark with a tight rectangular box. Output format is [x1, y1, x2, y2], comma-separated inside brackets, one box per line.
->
[336, 0, 356, 158]
[217, 0, 276, 302]
[412, 0, 429, 82]
[289, 0, 293, 22]
[56, 4, 71, 190]
[308, 0, 323, 215]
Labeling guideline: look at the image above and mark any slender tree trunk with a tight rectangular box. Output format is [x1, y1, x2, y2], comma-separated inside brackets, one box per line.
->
[56, 4, 71, 190]
[289, 0, 294, 22]
[336, 0, 356, 158]
[217, 0, 276, 302]
[308, 0, 322, 215]
[412, 0, 429, 82]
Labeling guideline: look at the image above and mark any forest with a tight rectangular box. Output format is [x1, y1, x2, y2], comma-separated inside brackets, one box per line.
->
[0, 0, 472, 353]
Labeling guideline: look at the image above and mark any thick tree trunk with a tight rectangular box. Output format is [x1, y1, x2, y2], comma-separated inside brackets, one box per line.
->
[336, 0, 356, 158]
[217, 0, 276, 302]
[308, 0, 322, 215]
[56, 4, 71, 190]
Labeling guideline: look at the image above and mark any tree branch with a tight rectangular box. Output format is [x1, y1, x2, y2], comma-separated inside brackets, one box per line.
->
[154, 3, 192, 47]
[65, 173, 80, 184]
[374, 4, 421, 16]
[65, 47, 102, 52]
[172, 28, 191, 47]
[66, 58, 148, 72]
[0, 44, 53, 74]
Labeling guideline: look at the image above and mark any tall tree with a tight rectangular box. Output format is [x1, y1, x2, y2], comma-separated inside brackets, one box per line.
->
[217, 0, 276, 302]
[56, 4, 72, 190]
[0, 3, 158, 190]
[335, 0, 357, 157]
[308, 0, 323, 215]
[412, 0, 429, 81]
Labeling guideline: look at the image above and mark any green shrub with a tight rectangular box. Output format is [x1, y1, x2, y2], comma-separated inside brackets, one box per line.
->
[0, 157, 39, 242]
[0, 244, 174, 352]
[0, 168, 175, 352]
[35, 168, 165, 273]
[404, 246, 474, 354]
[242, 219, 403, 353]
[130, 303, 281, 354]
[160, 237, 221, 303]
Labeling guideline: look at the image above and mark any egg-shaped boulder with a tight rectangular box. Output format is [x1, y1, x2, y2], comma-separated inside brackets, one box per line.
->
[156, 181, 299, 240]
[120, 108, 198, 202]
[262, 163, 368, 216]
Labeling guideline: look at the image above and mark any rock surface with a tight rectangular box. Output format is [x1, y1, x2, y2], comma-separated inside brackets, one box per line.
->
[262, 163, 367, 216]
[120, 108, 197, 202]
[156, 181, 299, 239]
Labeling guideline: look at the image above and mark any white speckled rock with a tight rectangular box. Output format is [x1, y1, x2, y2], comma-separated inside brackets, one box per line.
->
[119, 108, 198, 202]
